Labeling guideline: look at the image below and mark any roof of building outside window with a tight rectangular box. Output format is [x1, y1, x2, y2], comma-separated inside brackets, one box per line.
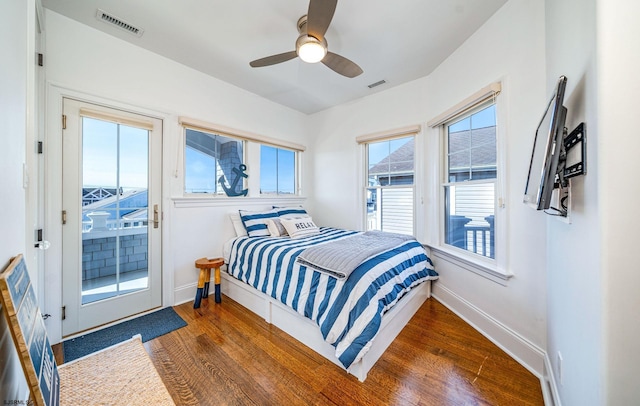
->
[368, 138, 414, 175]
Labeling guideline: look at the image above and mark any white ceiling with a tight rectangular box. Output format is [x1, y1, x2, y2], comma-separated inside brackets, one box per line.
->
[41, 0, 507, 114]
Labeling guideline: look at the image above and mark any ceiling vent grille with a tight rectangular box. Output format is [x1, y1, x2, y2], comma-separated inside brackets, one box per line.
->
[96, 9, 144, 37]
[368, 80, 387, 89]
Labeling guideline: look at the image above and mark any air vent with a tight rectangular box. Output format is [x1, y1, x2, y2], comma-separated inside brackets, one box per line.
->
[96, 9, 144, 37]
[368, 80, 387, 89]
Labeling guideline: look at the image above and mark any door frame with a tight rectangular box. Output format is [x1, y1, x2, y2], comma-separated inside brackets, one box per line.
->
[44, 85, 174, 343]
[61, 97, 163, 336]
[26, 0, 46, 303]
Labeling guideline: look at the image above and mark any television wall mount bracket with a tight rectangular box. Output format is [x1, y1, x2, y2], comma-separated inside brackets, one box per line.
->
[548, 122, 586, 217]
[556, 122, 587, 188]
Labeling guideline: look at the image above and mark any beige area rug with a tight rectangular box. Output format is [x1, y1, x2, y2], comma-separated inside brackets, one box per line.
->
[58, 335, 174, 405]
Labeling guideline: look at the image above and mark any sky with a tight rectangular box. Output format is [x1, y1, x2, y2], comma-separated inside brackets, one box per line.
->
[82, 117, 148, 189]
[185, 146, 218, 193]
[368, 137, 409, 166]
[82, 106, 495, 192]
[82, 118, 301, 196]
[366, 105, 495, 169]
[259, 145, 295, 194]
[449, 104, 496, 133]
[184, 136, 295, 195]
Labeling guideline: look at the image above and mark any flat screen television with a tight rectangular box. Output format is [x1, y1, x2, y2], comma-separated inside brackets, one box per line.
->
[523, 75, 568, 210]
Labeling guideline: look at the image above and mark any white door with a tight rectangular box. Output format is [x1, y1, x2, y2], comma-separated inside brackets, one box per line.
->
[61, 98, 162, 336]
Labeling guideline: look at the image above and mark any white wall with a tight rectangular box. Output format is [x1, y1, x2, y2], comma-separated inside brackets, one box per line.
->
[598, 1, 640, 404]
[38, 1, 640, 402]
[544, 0, 602, 404]
[546, 0, 640, 404]
[43, 10, 310, 343]
[0, 0, 34, 402]
[309, 0, 549, 375]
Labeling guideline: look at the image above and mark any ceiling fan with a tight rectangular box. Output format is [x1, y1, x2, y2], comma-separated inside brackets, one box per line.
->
[249, 0, 363, 78]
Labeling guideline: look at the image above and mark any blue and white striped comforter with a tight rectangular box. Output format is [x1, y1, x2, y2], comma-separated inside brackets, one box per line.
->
[227, 227, 438, 369]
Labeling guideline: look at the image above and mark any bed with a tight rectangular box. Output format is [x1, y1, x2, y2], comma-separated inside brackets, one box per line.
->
[221, 222, 437, 381]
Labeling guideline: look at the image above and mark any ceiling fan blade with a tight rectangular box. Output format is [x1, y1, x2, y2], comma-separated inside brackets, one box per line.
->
[307, 0, 337, 41]
[322, 52, 363, 78]
[250, 51, 298, 68]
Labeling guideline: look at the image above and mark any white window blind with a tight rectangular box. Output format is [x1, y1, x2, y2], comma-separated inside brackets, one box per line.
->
[427, 82, 501, 128]
[79, 108, 155, 130]
[356, 125, 421, 144]
[179, 117, 305, 152]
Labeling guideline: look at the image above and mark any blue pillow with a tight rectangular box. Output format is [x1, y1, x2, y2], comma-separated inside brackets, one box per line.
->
[239, 209, 279, 237]
[273, 206, 308, 218]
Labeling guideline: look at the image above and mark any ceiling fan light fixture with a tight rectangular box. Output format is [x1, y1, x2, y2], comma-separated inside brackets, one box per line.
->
[250, 5, 362, 78]
[297, 37, 327, 63]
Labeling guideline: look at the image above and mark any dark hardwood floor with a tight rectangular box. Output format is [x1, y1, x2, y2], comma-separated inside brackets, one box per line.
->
[54, 296, 544, 405]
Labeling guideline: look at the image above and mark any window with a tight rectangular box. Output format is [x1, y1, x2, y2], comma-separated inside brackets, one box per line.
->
[184, 128, 245, 195]
[443, 101, 496, 259]
[180, 117, 305, 198]
[365, 135, 415, 235]
[260, 145, 296, 195]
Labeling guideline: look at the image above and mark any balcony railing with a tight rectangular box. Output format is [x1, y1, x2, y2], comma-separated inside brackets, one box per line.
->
[82, 218, 147, 233]
[464, 225, 492, 258]
[447, 215, 495, 259]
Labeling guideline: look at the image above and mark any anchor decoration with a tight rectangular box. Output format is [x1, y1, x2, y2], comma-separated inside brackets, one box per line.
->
[218, 164, 248, 197]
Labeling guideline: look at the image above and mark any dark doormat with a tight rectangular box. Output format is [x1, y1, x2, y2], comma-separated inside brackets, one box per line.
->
[63, 307, 187, 362]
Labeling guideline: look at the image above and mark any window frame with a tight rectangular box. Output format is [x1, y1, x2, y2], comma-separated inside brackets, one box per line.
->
[183, 127, 247, 196]
[427, 83, 511, 283]
[358, 126, 422, 237]
[179, 117, 305, 199]
[259, 144, 299, 196]
[441, 99, 497, 261]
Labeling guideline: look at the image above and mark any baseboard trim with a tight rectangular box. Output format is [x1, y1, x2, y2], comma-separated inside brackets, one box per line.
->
[432, 284, 545, 378]
[174, 283, 197, 307]
[543, 352, 562, 406]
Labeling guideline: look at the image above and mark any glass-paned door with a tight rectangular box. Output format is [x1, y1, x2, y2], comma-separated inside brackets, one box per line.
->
[62, 98, 162, 336]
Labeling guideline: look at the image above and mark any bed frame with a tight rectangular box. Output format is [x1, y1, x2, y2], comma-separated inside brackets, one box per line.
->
[220, 270, 432, 382]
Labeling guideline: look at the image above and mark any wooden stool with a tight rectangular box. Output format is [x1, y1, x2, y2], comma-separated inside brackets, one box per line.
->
[194, 257, 224, 308]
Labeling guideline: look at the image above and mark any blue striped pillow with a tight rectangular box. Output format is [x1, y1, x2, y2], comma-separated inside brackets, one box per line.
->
[239, 209, 279, 237]
[273, 206, 308, 218]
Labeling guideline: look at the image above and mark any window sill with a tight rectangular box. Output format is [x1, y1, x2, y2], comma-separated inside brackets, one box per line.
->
[172, 195, 306, 209]
[425, 244, 513, 286]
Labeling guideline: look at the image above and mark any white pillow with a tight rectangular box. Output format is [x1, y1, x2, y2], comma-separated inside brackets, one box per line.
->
[265, 218, 287, 237]
[265, 219, 280, 237]
[229, 212, 248, 237]
[280, 216, 320, 239]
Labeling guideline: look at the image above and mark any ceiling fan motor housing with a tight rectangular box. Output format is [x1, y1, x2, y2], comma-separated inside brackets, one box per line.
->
[296, 14, 328, 63]
[249, 3, 363, 78]
[297, 15, 309, 34]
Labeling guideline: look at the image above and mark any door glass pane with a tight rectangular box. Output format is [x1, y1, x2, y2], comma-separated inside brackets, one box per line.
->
[81, 117, 149, 304]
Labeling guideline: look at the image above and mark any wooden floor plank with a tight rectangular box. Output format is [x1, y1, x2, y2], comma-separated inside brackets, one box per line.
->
[53, 295, 544, 405]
